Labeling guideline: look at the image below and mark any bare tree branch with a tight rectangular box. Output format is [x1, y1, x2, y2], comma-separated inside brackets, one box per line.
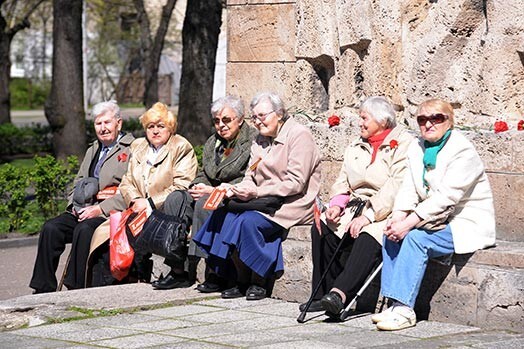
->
[7, 0, 46, 39]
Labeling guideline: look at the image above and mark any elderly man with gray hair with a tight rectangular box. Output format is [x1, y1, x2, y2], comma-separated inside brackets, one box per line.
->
[29, 100, 135, 294]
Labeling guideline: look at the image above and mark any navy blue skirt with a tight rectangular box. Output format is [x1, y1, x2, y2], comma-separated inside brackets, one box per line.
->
[192, 208, 284, 279]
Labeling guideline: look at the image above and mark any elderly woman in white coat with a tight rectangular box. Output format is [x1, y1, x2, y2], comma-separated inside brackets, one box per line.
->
[300, 96, 414, 317]
[372, 99, 496, 331]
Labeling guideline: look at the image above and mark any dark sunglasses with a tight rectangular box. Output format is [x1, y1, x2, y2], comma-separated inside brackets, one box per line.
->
[416, 113, 448, 126]
[213, 116, 236, 125]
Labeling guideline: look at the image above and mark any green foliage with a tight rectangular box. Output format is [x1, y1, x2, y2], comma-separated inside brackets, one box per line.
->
[193, 144, 204, 168]
[0, 164, 30, 232]
[0, 122, 52, 156]
[10, 78, 51, 109]
[31, 155, 79, 218]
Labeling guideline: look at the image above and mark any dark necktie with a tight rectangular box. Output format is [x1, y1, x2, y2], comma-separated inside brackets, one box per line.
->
[94, 147, 109, 178]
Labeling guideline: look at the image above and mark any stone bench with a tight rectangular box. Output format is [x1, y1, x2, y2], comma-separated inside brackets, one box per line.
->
[272, 225, 524, 331]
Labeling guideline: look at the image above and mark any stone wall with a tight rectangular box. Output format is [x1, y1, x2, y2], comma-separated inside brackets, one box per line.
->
[227, 0, 524, 127]
[226, 0, 524, 240]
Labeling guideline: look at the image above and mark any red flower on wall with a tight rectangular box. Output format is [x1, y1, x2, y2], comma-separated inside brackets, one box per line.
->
[117, 153, 128, 162]
[389, 139, 398, 149]
[328, 115, 340, 128]
[518, 120, 524, 131]
[494, 121, 509, 133]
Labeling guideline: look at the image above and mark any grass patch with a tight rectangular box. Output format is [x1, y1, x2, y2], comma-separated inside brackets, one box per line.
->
[7, 158, 35, 169]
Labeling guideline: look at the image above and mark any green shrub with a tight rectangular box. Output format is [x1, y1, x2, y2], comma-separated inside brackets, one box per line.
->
[0, 164, 30, 231]
[0, 123, 52, 157]
[193, 144, 203, 168]
[31, 155, 79, 218]
[10, 78, 50, 109]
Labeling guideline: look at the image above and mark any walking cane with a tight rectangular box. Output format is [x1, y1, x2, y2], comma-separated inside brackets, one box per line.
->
[339, 261, 383, 321]
[297, 198, 366, 323]
[297, 232, 350, 323]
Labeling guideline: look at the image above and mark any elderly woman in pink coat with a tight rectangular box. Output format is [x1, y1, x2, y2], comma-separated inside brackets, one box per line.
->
[193, 92, 322, 301]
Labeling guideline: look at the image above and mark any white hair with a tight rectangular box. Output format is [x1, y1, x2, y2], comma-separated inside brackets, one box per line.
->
[359, 96, 397, 128]
[91, 100, 121, 120]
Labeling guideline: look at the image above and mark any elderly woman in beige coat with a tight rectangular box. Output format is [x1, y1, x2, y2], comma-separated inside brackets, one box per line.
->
[193, 92, 322, 301]
[88, 102, 198, 286]
[372, 99, 495, 331]
[300, 96, 414, 317]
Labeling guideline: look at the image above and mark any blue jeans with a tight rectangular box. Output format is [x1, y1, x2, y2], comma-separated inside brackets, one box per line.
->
[380, 225, 454, 308]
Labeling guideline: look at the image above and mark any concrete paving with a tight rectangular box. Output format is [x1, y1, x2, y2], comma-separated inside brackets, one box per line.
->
[1, 237, 523, 348]
[0, 236, 70, 301]
[1, 283, 523, 348]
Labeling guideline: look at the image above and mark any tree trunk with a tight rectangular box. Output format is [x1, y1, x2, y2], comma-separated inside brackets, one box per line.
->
[0, 23, 11, 124]
[178, 0, 223, 146]
[0, 0, 47, 124]
[44, 0, 86, 159]
[134, 0, 177, 108]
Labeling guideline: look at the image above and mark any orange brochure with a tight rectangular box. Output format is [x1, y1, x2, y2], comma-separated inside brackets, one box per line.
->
[97, 186, 118, 200]
[128, 210, 148, 237]
[203, 188, 227, 210]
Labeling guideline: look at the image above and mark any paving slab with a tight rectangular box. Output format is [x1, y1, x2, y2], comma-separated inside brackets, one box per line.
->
[1, 283, 523, 348]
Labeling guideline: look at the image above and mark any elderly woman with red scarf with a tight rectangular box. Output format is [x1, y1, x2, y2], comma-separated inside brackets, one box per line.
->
[300, 96, 414, 318]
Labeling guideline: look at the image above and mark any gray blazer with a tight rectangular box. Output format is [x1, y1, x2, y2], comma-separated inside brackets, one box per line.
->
[69, 132, 135, 216]
[192, 122, 258, 187]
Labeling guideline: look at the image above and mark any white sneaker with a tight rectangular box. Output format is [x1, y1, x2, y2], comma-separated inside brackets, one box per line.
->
[376, 306, 416, 331]
[371, 306, 396, 324]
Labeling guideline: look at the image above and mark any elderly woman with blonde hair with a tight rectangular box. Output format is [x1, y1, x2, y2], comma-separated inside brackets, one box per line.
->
[88, 102, 198, 286]
[372, 99, 496, 331]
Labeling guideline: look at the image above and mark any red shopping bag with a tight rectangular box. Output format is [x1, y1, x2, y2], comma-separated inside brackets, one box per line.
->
[109, 208, 135, 281]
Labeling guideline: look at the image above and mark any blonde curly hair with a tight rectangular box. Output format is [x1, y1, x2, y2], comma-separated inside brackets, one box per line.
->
[139, 102, 177, 134]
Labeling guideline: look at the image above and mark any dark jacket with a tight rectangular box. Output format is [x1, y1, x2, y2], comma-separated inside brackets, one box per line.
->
[192, 122, 258, 187]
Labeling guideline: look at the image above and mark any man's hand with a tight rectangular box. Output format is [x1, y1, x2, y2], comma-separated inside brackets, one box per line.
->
[188, 183, 214, 200]
[77, 205, 103, 221]
[325, 206, 342, 224]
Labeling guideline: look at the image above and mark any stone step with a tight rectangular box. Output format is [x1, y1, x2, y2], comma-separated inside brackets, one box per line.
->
[273, 225, 524, 331]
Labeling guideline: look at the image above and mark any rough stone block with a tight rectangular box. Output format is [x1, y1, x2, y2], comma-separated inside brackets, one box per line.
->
[273, 239, 311, 302]
[294, 0, 339, 59]
[319, 160, 342, 201]
[511, 131, 524, 172]
[228, 4, 295, 62]
[226, 62, 295, 103]
[486, 173, 524, 242]
[228, 0, 295, 5]
[309, 123, 359, 161]
[466, 131, 513, 172]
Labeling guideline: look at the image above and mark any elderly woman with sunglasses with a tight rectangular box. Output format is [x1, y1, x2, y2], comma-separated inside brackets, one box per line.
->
[373, 99, 496, 331]
[193, 92, 322, 301]
[152, 95, 258, 291]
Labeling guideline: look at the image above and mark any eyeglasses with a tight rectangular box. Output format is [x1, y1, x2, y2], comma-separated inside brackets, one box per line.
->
[416, 113, 449, 126]
[250, 110, 275, 122]
[213, 116, 236, 125]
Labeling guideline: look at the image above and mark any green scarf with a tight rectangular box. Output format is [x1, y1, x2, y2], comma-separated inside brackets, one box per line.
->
[422, 129, 452, 192]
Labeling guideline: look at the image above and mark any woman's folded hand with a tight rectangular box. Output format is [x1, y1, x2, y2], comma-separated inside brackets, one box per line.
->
[230, 185, 257, 201]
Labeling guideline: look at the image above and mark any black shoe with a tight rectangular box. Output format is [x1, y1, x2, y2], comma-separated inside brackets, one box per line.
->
[299, 300, 325, 313]
[321, 292, 344, 316]
[197, 281, 223, 293]
[151, 273, 166, 287]
[152, 273, 193, 290]
[245, 285, 266, 301]
[221, 286, 245, 299]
